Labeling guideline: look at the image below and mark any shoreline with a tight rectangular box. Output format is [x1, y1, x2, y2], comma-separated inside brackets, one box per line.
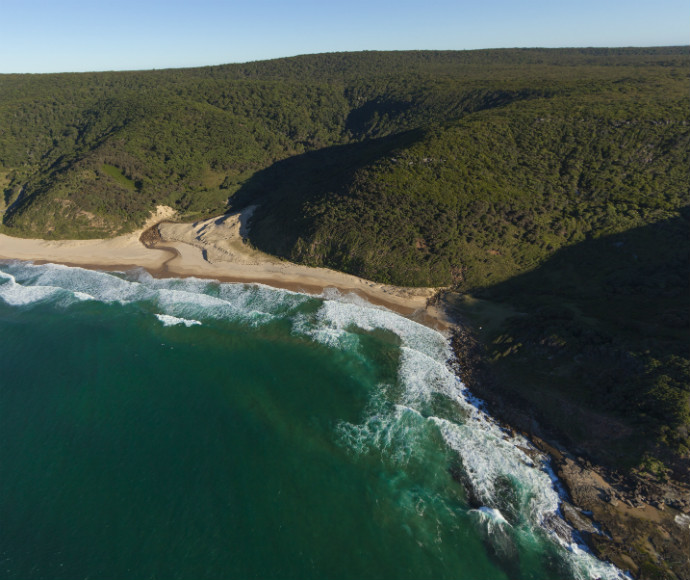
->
[0, 207, 449, 331]
[447, 321, 690, 580]
[0, 247, 644, 577]
[0, 233, 634, 580]
[23, 255, 447, 329]
[3, 209, 686, 578]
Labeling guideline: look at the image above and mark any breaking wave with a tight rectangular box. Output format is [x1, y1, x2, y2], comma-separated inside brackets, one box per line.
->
[0, 261, 626, 579]
[297, 290, 627, 580]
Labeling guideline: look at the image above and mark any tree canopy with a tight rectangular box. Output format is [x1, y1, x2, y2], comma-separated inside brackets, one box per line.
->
[1, 47, 688, 480]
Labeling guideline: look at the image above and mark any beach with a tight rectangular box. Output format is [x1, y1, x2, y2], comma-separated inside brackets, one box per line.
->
[0, 205, 447, 327]
[0, 258, 624, 580]
[0, 207, 637, 580]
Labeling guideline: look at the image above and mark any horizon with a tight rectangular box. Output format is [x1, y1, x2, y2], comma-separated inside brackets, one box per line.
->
[2, 44, 688, 76]
[1, 0, 687, 74]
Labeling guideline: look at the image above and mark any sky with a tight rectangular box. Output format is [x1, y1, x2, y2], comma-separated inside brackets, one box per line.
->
[1, 0, 687, 73]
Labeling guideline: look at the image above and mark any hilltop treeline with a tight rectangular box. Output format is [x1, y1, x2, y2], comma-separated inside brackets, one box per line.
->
[2, 47, 687, 248]
[1, 48, 688, 484]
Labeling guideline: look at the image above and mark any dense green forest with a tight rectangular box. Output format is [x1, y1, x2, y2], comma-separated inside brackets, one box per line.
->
[1, 48, 688, 482]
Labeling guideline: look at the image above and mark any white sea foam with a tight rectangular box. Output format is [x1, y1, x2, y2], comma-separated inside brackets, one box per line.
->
[0, 270, 17, 284]
[0, 266, 64, 306]
[218, 281, 310, 315]
[296, 294, 448, 360]
[73, 291, 95, 301]
[476, 506, 510, 525]
[398, 346, 459, 405]
[15, 263, 153, 304]
[154, 313, 202, 327]
[0, 280, 61, 306]
[312, 292, 626, 580]
[337, 402, 431, 466]
[0, 262, 309, 326]
[128, 270, 311, 325]
[0, 261, 627, 579]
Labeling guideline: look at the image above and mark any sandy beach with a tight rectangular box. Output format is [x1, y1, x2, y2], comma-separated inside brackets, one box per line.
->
[0, 206, 448, 328]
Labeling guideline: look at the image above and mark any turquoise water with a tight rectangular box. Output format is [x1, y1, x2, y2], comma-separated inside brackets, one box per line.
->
[0, 262, 623, 580]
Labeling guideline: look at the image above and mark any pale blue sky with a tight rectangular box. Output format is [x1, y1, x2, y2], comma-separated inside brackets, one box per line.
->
[1, 0, 687, 73]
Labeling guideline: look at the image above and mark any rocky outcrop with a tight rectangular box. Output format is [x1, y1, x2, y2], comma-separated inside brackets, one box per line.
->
[448, 319, 690, 580]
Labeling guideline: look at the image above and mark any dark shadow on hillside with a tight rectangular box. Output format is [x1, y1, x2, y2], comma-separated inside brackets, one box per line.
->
[227, 130, 425, 257]
[344, 88, 547, 138]
[345, 99, 417, 136]
[466, 209, 689, 474]
[480, 208, 689, 330]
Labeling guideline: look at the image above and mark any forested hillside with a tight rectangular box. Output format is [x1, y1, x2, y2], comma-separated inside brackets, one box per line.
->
[1, 48, 689, 485]
[2, 48, 687, 251]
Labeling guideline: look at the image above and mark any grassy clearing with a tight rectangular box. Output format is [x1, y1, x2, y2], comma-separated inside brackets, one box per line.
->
[101, 164, 136, 191]
[0, 170, 16, 212]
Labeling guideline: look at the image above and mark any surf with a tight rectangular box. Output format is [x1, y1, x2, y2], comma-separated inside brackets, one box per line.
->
[0, 260, 626, 580]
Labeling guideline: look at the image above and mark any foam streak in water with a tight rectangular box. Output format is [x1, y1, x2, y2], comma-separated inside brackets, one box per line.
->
[154, 313, 202, 327]
[0, 261, 627, 579]
[0, 262, 311, 326]
[0, 266, 71, 306]
[309, 293, 626, 580]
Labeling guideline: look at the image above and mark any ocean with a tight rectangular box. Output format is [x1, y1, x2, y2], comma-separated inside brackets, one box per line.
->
[0, 261, 625, 580]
